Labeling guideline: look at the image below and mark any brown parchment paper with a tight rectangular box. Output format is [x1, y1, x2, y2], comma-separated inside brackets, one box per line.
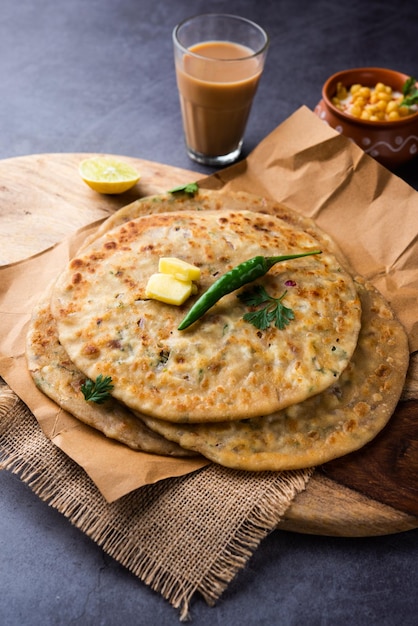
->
[1, 106, 417, 502]
[201, 106, 418, 351]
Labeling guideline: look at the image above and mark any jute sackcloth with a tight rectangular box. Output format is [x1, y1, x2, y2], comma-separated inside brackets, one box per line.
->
[0, 381, 312, 620]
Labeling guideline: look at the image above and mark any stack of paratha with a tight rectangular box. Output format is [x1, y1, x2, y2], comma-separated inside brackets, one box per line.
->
[26, 189, 410, 470]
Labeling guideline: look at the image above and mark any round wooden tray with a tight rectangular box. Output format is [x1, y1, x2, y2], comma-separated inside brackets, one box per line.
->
[1, 153, 417, 536]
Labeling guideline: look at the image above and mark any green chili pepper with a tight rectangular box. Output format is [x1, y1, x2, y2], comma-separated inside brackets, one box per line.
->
[177, 250, 321, 330]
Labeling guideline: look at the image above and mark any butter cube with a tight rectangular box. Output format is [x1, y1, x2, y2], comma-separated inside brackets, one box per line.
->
[158, 257, 201, 282]
[145, 273, 192, 305]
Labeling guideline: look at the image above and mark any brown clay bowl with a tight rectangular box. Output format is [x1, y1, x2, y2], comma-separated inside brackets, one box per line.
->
[315, 67, 418, 169]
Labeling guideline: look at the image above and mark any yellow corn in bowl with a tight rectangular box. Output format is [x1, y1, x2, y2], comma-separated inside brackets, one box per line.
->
[315, 67, 418, 169]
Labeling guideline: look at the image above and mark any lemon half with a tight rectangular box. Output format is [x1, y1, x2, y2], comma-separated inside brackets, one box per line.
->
[79, 156, 140, 194]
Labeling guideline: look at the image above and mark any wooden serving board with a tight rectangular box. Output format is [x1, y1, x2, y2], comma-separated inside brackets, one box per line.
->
[1, 153, 417, 537]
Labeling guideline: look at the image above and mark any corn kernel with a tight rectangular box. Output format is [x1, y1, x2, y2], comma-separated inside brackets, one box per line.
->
[378, 92, 391, 102]
[336, 82, 348, 99]
[358, 87, 371, 98]
[376, 99, 388, 111]
[388, 111, 400, 120]
[352, 96, 366, 108]
[351, 106, 362, 117]
[386, 100, 398, 113]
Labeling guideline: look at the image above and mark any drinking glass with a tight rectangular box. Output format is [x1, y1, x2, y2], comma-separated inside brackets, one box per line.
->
[173, 14, 269, 166]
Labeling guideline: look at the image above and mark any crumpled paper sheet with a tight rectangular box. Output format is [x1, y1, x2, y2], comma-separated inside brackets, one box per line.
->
[201, 106, 418, 351]
[0, 106, 417, 502]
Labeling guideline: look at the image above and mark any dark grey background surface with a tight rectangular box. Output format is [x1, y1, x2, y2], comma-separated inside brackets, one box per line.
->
[1, 1, 417, 624]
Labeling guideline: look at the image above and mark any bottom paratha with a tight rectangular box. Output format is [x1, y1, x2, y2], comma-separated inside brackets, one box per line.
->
[26, 291, 194, 458]
[139, 278, 409, 470]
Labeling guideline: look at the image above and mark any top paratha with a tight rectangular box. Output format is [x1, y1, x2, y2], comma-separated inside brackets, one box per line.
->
[50, 206, 361, 422]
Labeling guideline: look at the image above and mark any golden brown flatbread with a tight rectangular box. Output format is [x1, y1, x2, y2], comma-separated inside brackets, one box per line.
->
[50, 208, 361, 422]
[139, 278, 409, 470]
[26, 188, 409, 473]
[25, 291, 194, 457]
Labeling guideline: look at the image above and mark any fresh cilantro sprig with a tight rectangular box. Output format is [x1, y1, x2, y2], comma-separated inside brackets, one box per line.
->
[401, 76, 418, 107]
[81, 374, 114, 404]
[168, 182, 199, 196]
[238, 285, 295, 331]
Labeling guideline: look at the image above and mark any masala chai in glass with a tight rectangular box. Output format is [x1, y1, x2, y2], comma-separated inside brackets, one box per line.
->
[173, 14, 269, 166]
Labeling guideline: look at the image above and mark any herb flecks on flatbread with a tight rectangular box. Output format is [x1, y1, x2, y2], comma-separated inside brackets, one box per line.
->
[26, 189, 410, 473]
[26, 292, 195, 457]
[50, 209, 361, 423]
[140, 279, 409, 470]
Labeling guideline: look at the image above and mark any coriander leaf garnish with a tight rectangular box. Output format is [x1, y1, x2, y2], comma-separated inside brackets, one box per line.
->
[168, 182, 199, 196]
[238, 285, 295, 331]
[401, 76, 418, 107]
[81, 374, 114, 404]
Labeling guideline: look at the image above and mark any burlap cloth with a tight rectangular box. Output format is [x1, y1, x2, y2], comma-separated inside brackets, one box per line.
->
[0, 381, 311, 620]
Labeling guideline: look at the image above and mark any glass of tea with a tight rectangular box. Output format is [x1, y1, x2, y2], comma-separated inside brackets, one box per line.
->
[173, 14, 269, 166]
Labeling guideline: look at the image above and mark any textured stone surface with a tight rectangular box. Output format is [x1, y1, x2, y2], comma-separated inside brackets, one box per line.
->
[1, 0, 417, 624]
